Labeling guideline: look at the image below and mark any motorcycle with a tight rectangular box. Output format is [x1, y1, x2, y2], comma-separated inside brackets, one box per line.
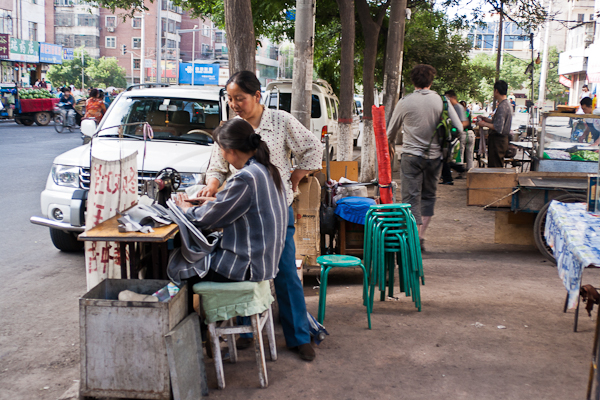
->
[53, 99, 86, 133]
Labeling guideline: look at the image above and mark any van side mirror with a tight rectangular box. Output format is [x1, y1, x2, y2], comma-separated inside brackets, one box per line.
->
[81, 119, 96, 137]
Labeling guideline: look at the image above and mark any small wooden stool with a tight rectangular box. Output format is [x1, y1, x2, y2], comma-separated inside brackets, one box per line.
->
[193, 280, 277, 389]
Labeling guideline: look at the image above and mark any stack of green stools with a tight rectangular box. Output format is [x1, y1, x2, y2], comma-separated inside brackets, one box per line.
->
[363, 204, 424, 312]
[316, 254, 371, 329]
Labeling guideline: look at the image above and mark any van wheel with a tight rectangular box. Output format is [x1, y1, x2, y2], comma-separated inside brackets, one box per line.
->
[49, 228, 84, 252]
[34, 112, 52, 126]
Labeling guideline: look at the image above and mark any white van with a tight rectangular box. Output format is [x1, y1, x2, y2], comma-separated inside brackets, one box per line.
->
[263, 79, 359, 159]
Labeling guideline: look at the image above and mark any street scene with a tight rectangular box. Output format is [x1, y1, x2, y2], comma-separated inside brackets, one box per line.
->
[2, 0, 600, 398]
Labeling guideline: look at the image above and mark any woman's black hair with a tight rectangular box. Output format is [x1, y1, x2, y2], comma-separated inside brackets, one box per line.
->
[213, 119, 283, 192]
[226, 71, 261, 96]
[97, 90, 104, 98]
[89, 88, 98, 98]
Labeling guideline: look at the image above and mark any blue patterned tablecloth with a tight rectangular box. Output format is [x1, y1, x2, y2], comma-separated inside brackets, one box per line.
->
[545, 201, 600, 308]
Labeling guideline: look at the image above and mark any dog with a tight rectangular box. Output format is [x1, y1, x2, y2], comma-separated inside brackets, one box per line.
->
[580, 284, 600, 317]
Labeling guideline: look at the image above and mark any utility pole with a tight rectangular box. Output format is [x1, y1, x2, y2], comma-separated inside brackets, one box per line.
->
[141, 11, 145, 84]
[493, 3, 504, 110]
[290, 0, 316, 129]
[156, 4, 162, 84]
[538, 0, 553, 111]
[192, 24, 197, 86]
[81, 50, 84, 91]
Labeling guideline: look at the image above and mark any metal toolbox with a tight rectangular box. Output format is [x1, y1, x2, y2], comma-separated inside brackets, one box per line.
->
[79, 279, 188, 399]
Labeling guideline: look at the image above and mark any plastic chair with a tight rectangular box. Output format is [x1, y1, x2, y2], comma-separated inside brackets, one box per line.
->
[316, 254, 371, 329]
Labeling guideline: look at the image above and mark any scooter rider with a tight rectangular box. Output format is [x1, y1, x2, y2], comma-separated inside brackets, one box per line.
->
[58, 87, 76, 126]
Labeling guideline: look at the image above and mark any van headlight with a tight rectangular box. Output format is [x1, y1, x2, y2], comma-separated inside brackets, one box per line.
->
[180, 173, 205, 188]
[51, 164, 80, 188]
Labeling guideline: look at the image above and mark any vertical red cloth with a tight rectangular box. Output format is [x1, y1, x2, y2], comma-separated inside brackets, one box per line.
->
[372, 105, 393, 204]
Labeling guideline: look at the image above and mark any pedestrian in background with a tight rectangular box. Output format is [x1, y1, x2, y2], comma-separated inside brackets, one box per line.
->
[387, 64, 463, 250]
[477, 80, 512, 168]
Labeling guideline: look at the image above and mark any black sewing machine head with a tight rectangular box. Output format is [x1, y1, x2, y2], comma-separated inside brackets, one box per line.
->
[154, 167, 181, 206]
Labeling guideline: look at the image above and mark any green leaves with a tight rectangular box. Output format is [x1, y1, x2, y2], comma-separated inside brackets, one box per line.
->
[46, 49, 127, 89]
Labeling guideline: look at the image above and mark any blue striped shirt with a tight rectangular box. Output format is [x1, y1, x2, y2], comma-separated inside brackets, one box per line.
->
[185, 157, 288, 281]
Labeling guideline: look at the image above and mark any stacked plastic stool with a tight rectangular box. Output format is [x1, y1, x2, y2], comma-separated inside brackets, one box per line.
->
[363, 204, 424, 312]
[316, 254, 371, 329]
[193, 280, 277, 389]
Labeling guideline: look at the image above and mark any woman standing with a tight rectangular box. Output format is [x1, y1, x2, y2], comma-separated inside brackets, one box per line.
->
[84, 88, 106, 123]
[199, 71, 322, 361]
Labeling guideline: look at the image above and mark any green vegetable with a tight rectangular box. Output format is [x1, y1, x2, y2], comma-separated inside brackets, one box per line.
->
[571, 150, 599, 162]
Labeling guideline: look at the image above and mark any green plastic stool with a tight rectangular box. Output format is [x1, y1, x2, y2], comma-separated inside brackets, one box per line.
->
[316, 255, 371, 329]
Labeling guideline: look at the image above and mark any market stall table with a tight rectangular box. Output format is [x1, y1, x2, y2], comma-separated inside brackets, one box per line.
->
[544, 201, 600, 324]
[78, 213, 179, 279]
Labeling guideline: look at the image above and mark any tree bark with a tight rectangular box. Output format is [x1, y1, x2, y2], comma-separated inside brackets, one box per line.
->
[224, 0, 256, 75]
[356, 0, 390, 182]
[382, 0, 407, 125]
[335, 0, 355, 161]
[493, 4, 503, 109]
[291, 0, 316, 129]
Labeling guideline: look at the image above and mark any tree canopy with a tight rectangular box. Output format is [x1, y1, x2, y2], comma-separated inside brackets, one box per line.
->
[47, 49, 127, 89]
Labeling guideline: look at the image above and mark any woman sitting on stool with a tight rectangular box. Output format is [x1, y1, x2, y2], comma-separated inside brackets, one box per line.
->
[169, 118, 288, 284]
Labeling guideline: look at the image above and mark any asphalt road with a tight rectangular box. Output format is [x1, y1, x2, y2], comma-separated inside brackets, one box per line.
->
[0, 121, 87, 399]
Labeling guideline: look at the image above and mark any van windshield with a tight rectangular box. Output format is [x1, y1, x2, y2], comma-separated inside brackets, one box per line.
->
[266, 93, 322, 118]
[99, 96, 219, 145]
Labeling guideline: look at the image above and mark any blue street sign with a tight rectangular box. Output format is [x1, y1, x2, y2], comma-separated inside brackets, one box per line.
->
[178, 63, 219, 85]
[63, 48, 74, 60]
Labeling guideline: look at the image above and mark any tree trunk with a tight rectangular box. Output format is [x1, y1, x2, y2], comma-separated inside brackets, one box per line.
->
[493, 4, 503, 109]
[336, 0, 355, 161]
[357, 0, 390, 182]
[291, 0, 316, 129]
[382, 0, 407, 125]
[224, 0, 256, 74]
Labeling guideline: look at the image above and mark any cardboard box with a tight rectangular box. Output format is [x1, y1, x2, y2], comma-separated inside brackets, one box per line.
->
[319, 161, 359, 181]
[467, 168, 518, 207]
[494, 211, 535, 246]
[293, 176, 321, 266]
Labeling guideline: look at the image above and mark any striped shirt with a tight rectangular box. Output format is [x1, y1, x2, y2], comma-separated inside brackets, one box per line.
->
[205, 107, 323, 206]
[186, 157, 288, 281]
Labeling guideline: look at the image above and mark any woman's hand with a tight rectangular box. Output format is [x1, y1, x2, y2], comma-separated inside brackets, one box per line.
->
[175, 193, 192, 211]
[291, 169, 310, 192]
[199, 177, 220, 197]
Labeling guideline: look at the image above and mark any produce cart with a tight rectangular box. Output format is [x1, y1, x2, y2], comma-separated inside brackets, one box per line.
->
[467, 111, 600, 262]
[0, 84, 58, 126]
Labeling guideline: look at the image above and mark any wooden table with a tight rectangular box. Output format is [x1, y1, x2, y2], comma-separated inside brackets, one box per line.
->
[78, 214, 179, 279]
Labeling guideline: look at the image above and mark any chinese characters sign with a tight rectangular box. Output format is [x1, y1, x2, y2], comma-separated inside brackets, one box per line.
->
[85, 153, 138, 290]
[9, 38, 39, 62]
[0, 34, 8, 60]
[40, 43, 62, 64]
[63, 47, 74, 60]
[178, 63, 219, 85]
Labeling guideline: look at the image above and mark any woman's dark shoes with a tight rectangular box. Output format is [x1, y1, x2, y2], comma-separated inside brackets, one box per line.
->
[291, 343, 316, 361]
[236, 337, 254, 350]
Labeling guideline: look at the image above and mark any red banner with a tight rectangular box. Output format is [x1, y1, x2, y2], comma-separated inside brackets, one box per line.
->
[559, 75, 572, 88]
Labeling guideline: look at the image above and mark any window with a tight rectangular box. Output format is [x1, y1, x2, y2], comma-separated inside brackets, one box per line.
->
[132, 17, 141, 28]
[105, 16, 116, 28]
[28, 22, 37, 41]
[0, 10, 13, 34]
[591, 14, 595, 21]
[166, 39, 176, 48]
[132, 37, 141, 49]
[161, 0, 167, 10]
[269, 46, 278, 60]
[55, 14, 73, 26]
[74, 35, 97, 47]
[161, 18, 167, 33]
[32, 0, 37, 4]
[105, 36, 116, 48]
[215, 31, 225, 43]
[78, 14, 97, 26]
[325, 96, 332, 119]
[133, 58, 140, 69]
[332, 99, 338, 120]
[203, 24, 210, 36]
[201, 43, 210, 55]
[266, 93, 321, 118]
[578, 14, 585, 23]
[168, 19, 175, 33]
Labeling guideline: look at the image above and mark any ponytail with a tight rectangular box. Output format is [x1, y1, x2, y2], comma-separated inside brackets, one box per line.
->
[213, 119, 283, 193]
